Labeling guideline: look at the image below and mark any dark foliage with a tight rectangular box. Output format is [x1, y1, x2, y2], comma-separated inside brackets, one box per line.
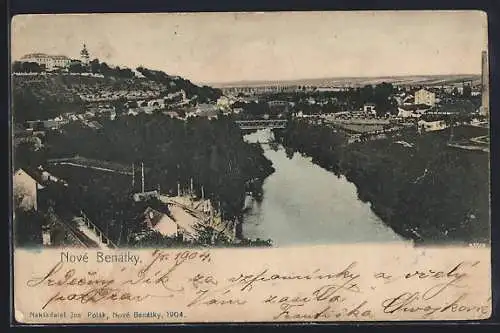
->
[14, 208, 43, 247]
[32, 115, 274, 245]
[277, 120, 489, 245]
[12, 61, 44, 73]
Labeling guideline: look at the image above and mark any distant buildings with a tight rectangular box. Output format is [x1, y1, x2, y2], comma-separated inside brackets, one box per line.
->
[221, 84, 300, 96]
[20, 53, 71, 71]
[363, 103, 377, 116]
[192, 103, 219, 119]
[18, 43, 91, 71]
[415, 88, 436, 107]
[437, 100, 477, 115]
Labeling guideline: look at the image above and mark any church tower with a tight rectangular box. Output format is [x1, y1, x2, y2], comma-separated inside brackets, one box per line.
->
[80, 43, 90, 65]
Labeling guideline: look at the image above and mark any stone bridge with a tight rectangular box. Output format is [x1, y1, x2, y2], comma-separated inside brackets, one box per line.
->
[235, 119, 288, 130]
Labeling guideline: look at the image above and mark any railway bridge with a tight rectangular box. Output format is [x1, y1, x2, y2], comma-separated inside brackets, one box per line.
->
[235, 119, 287, 130]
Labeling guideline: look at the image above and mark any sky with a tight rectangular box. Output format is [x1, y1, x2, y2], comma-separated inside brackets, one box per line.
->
[11, 11, 488, 84]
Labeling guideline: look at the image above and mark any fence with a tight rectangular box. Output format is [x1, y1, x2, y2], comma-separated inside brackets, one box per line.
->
[79, 210, 118, 248]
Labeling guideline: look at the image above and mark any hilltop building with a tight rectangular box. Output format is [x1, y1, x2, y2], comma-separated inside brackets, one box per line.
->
[415, 89, 436, 107]
[18, 44, 91, 71]
[80, 43, 90, 65]
[19, 53, 71, 71]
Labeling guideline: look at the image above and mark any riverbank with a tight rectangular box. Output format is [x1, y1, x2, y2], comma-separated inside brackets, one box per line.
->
[275, 120, 489, 245]
[242, 130, 406, 246]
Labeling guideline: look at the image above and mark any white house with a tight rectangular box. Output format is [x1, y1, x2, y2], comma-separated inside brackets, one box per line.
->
[363, 103, 377, 116]
[142, 207, 179, 238]
[216, 96, 232, 109]
[13, 169, 41, 211]
[417, 119, 448, 133]
[415, 89, 436, 107]
[19, 53, 71, 71]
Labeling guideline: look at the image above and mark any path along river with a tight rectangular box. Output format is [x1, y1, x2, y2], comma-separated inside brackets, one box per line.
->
[242, 129, 409, 246]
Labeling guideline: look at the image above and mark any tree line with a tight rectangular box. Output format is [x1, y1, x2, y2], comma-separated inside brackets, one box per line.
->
[12, 61, 44, 73]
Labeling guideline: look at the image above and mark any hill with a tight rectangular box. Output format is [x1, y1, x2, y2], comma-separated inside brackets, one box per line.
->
[11, 65, 222, 123]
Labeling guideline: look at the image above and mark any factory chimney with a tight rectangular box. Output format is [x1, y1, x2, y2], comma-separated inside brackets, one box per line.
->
[481, 50, 489, 117]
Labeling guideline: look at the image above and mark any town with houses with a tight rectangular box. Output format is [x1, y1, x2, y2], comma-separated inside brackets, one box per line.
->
[12, 43, 490, 248]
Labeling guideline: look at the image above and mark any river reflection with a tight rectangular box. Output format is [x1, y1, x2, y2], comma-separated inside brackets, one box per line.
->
[243, 129, 408, 246]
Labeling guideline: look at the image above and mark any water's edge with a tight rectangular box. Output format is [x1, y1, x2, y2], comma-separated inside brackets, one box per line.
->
[242, 130, 407, 247]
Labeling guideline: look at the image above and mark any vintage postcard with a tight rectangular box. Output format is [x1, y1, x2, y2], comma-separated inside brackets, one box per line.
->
[11, 11, 491, 323]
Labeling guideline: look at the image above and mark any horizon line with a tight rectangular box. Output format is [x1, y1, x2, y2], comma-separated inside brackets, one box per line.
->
[199, 73, 481, 86]
[11, 55, 481, 87]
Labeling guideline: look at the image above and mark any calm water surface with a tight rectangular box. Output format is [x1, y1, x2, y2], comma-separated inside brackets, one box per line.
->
[242, 129, 407, 246]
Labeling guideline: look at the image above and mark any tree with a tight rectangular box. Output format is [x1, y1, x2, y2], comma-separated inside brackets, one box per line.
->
[373, 82, 395, 116]
[463, 84, 472, 98]
[90, 58, 101, 74]
[359, 85, 374, 105]
[12, 61, 23, 73]
[14, 208, 43, 247]
[69, 62, 85, 73]
[100, 62, 111, 76]
[12, 61, 43, 73]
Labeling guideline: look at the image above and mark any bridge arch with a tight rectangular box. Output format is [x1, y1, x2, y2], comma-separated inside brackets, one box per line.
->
[235, 119, 288, 130]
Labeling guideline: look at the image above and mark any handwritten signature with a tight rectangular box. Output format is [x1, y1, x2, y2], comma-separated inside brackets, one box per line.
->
[22, 251, 490, 320]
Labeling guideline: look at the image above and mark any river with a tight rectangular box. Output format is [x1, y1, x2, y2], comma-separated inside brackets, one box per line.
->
[242, 129, 408, 246]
